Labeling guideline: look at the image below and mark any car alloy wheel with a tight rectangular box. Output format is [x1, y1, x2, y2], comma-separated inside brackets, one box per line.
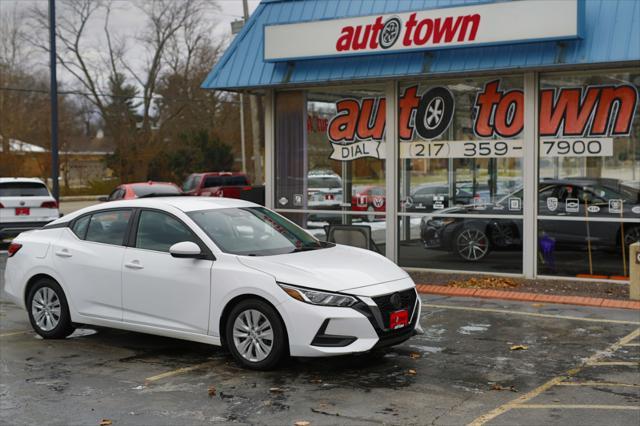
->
[232, 309, 274, 362]
[31, 287, 62, 332]
[456, 228, 489, 261]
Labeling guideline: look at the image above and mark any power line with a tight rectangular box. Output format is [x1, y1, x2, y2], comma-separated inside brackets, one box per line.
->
[0, 85, 241, 104]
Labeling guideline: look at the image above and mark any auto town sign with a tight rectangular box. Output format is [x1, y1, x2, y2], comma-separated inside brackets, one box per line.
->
[325, 80, 638, 161]
[265, 0, 582, 61]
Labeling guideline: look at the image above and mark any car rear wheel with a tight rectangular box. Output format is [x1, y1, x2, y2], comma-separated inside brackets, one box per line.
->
[624, 226, 640, 246]
[455, 227, 490, 261]
[27, 278, 75, 339]
[225, 299, 287, 370]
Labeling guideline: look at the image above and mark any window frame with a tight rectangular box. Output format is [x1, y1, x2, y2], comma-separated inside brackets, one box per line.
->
[128, 208, 215, 260]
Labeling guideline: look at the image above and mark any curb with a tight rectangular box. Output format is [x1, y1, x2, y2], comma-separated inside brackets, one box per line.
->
[415, 284, 640, 311]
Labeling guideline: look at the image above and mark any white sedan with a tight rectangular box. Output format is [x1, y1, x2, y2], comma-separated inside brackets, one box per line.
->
[4, 197, 421, 370]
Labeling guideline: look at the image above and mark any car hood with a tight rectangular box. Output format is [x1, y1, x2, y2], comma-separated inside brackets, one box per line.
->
[237, 244, 408, 292]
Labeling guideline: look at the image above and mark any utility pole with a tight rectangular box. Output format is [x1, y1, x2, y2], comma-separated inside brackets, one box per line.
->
[242, 0, 263, 184]
[48, 0, 60, 201]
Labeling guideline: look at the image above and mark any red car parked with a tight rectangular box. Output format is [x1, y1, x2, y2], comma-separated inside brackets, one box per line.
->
[102, 181, 182, 201]
[352, 185, 386, 222]
[182, 172, 253, 198]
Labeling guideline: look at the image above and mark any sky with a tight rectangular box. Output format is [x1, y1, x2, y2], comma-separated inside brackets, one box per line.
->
[2, 0, 261, 85]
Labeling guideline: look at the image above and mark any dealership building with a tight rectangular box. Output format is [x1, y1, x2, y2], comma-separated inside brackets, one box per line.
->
[203, 0, 640, 282]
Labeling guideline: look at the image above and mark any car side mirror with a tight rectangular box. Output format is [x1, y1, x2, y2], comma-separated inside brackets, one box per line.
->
[169, 241, 203, 259]
[98, 196, 108, 202]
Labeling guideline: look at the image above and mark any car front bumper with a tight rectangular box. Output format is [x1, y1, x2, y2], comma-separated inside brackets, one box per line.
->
[278, 279, 422, 357]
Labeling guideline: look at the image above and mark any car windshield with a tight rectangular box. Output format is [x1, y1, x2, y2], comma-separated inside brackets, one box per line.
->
[0, 182, 49, 197]
[308, 177, 341, 189]
[132, 184, 181, 197]
[188, 207, 329, 256]
[182, 175, 200, 192]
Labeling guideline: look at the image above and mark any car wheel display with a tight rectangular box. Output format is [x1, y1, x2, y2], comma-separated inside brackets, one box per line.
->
[489, 221, 516, 248]
[27, 278, 75, 339]
[365, 205, 376, 222]
[623, 226, 640, 246]
[225, 299, 287, 370]
[455, 227, 490, 261]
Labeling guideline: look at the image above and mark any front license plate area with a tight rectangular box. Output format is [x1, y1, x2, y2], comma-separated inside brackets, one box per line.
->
[15, 207, 30, 216]
[389, 309, 409, 329]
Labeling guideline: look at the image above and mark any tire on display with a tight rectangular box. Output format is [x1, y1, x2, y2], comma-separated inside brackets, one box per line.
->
[454, 226, 490, 262]
[26, 277, 75, 339]
[225, 298, 287, 370]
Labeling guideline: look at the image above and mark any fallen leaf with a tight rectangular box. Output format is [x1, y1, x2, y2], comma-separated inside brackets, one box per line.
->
[99, 420, 112, 426]
[309, 378, 323, 384]
[208, 386, 216, 397]
[269, 387, 285, 393]
[531, 303, 544, 307]
[406, 369, 417, 375]
[294, 422, 311, 426]
[510, 345, 528, 351]
[447, 277, 518, 289]
[409, 352, 421, 359]
[490, 383, 518, 392]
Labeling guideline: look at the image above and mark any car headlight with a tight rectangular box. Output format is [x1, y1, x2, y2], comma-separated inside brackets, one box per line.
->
[278, 283, 358, 307]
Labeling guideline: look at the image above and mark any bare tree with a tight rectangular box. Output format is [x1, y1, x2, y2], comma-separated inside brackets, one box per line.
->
[28, 0, 219, 181]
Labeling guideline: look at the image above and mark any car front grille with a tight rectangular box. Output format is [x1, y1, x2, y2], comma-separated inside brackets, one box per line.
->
[372, 288, 418, 329]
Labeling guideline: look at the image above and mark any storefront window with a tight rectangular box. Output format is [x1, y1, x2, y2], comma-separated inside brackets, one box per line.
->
[397, 76, 524, 273]
[537, 70, 640, 279]
[274, 86, 387, 232]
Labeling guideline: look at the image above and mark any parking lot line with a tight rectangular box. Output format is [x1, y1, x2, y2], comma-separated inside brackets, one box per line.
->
[515, 404, 640, 410]
[144, 360, 217, 385]
[623, 342, 640, 347]
[0, 330, 30, 338]
[556, 382, 640, 388]
[423, 303, 640, 325]
[468, 327, 640, 426]
[586, 361, 639, 366]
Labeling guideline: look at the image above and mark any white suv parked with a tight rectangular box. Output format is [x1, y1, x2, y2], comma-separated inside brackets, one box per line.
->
[0, 178, 60, 239]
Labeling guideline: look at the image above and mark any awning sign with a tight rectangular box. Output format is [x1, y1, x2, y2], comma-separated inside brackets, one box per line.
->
[265, 0, 582, 61]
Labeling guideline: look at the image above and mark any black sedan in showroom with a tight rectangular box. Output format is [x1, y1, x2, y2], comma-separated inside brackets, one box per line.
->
[420, 178, 640, 262]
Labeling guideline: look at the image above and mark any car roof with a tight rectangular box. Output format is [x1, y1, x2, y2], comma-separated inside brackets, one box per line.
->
[0, 177, 46, 184]
[56, 197, 260, 223]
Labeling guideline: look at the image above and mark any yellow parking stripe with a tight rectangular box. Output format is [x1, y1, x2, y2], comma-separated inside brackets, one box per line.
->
[144, 360, 217, 385]
[468, 328, 640, 426]
[557, 382, 640, 388]
[0, 330, 30, 337]
[516, 404, 640, 410]
[423, 303, 640, 325]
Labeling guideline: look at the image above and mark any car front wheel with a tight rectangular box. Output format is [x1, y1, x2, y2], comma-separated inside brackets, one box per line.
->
[225, 299, 287, 370]
[27, 278, 75, 339]
[455, 227, 490, 261]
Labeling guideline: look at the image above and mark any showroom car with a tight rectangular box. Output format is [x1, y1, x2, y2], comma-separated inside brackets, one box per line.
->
[0, 178, 61, 239]
[352, 185, 385, 222]
[420, 178, 640, 262]
[4, 197, 421, 370]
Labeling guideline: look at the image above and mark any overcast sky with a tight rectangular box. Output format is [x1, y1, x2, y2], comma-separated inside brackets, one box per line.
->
[3, 0, 260, 84]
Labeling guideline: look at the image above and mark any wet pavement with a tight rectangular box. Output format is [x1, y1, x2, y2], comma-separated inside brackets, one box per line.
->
[1, 254, 639, 425]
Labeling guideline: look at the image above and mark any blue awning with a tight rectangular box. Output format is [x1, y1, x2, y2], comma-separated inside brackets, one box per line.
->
[202, 0, 640, 90]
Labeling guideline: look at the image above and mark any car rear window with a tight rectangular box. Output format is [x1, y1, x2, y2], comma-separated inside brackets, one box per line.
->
[203, 175, 249, 187]
[308, 177, 341, 189]
[0, 182, 50, 197]
[131, 184, 181, 197]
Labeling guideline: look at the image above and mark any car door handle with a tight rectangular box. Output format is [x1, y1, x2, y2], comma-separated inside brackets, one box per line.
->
[124, 261, 144, 270]
[55, 249, 72, 258]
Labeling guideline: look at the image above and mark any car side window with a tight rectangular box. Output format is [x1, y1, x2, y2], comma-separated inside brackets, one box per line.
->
[135, 210, 197, 253]
[108, 188, 124, 201]
[71, 215, 90, 239]
[85, 210, 132, 246]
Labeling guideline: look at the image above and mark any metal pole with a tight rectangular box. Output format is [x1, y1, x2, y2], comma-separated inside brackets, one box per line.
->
[239, 94, 247, 173]
[48, 0, 59, 201]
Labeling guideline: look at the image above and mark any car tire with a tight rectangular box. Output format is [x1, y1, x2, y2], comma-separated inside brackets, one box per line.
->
[26, 278, 75, 339]
[623, 226, 640, 247]
[454, 226, 490, 262]
[225, 299, 287, 370]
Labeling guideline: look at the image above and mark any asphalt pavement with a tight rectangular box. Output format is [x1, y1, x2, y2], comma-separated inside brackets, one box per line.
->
[1, 254, 639, 425]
